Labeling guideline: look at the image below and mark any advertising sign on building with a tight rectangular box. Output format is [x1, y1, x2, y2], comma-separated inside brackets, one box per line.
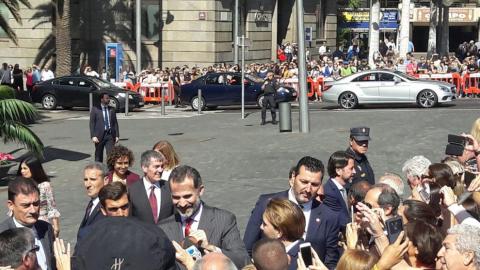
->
[415, 8, 474, 22]
[340, 10, 399, 30]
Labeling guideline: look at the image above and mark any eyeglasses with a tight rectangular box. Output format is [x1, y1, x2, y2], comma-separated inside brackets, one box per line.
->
[106, 203, 129, 212]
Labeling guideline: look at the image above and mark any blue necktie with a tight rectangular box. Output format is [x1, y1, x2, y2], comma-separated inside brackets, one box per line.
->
[103, 107, 110, 130]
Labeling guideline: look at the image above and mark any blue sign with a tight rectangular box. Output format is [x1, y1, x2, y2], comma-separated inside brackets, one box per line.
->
[340, 10, 399, 29]
[105, 43, 124, 82]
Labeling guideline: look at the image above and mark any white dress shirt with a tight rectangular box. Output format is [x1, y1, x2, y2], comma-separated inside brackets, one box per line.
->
[143, 177, 161, 218]
[13, 218, 48, 270]
[288, 188, 312, 238]
[181, 203, 204, 237]
[331, 178, 349, 210]
[89, 197, 100, 216]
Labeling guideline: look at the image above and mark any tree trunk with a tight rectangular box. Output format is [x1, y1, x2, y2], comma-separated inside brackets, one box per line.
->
[368, 0, 380, 67]
[427, 0, 439, 58]
[398, 0, 410, 58]
[440, 5, 449, 56]
[55, 0, 71, 76]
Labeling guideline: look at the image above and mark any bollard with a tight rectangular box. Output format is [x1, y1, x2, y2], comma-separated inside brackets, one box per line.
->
[125, 92, 129, 116]
[279, 102, 292, 132]
[169, 85, 173, 106]
[89, 92, 93, 112]
[197, 89, 202, 115]
[161, 87, 166, 116]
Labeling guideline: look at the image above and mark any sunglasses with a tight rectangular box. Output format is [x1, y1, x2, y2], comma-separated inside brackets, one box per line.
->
[27, 245, 40, 254]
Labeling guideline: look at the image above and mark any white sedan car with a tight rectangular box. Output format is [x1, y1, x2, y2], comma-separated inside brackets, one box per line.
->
[322, 70, 457, 109]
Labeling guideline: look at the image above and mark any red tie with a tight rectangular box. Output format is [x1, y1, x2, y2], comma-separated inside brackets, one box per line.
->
[149, 186, 158, 223]
[184, 218, 193, 237]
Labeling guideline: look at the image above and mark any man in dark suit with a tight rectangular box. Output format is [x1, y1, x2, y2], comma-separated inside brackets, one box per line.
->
[322, 151, 356, 227]
[159, 165, 249, 269]
[130, 150, 174, 224]
[77, 162, 108, 241]
[90, 92, 119, 162]
[243, 156, 341, 270]
[0, 177, 56, 270]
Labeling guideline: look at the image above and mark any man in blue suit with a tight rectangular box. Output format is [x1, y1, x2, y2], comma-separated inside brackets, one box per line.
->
[243, 156, 341, 270]
[322, 151, 356, 227]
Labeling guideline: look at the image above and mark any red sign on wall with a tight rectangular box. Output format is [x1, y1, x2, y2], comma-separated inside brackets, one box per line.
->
[109, 48, 116, 57]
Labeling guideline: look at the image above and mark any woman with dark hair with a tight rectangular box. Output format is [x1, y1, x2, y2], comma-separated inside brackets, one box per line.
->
[153, 140, 180, 181]
[106, 144, 140, 186]
[16, 155, 60, 236]
[260, 198, 306, 270]
[429, 163, 456, 189]
[399, 199, 440, 227]
[404, 221, 443, 269]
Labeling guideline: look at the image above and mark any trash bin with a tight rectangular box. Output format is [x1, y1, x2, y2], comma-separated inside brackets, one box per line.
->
[279, 102, 292, 132]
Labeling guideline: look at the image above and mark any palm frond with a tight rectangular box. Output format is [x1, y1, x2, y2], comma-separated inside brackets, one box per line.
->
[0, 99, 39, 123]
[0, 10, 18, 44]
[0, 121, 43, 155]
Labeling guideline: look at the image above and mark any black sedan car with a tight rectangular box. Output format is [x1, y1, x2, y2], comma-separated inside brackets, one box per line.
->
[180, 72, 297, 110]
[32, 76, 144, 112]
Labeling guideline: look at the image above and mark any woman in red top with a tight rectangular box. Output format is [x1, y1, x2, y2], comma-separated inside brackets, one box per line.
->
[106, 144, 140, 186]
[25, 67, 33, 101]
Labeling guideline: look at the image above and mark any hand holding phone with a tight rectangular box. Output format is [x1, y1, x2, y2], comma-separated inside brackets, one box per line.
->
[299, 242, 313, 267]
[385, 216, 404, 244]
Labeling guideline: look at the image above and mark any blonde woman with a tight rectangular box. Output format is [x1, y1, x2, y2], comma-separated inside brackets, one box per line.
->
[152, 140, 180, 181]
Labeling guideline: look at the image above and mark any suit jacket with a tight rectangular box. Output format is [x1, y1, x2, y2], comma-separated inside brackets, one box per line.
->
[129, 179, 174, 224]
[0, 217, 56, 270]
[243, 190, 341, 269]
[159, 203, 250, 269]
[76, 201, 104, 241]
[89, 105, 119, 139]
[322, 179, 350, 227]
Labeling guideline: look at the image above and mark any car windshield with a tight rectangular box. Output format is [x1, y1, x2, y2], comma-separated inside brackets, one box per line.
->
[245, 73, 264, 83]
[89, 77, 116, 88]
[394, 71, 418, 81]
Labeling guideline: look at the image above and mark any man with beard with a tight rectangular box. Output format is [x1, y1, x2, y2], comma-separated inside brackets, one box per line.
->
[158, 165, 249, 269]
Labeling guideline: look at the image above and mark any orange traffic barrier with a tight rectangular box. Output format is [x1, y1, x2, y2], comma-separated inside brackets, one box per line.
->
[307, 77, 316, 98]
[463, 73, 480, 95]
[316, 77, 324, 97]
[417, 73, 462, 95]
[125, 81, 141, 91]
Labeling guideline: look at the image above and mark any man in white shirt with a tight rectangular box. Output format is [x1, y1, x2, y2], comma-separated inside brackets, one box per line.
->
[0, 177, 55, 270]
[40, 67, 54, 81]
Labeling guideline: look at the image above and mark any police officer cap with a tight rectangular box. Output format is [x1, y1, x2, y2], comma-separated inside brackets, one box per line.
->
[350, 126, 371, 141]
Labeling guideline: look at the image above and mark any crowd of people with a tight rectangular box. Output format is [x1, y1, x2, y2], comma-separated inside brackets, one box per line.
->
[1, 114, 480, 270]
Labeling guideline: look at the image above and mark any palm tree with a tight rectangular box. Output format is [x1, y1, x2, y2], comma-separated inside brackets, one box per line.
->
[0, 86, 44, 156]
[427, 0, 439, 58]
[55, 0, 71, 76]
[0, 0, 32, 45]
[368, 0, 380, 67]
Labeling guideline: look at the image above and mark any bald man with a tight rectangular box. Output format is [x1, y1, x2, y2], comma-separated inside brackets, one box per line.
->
[252, 238, 288, 270]
[192, 253, 237, 270]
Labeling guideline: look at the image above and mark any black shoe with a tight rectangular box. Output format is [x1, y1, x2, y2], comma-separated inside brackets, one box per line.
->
[272, 120, 278, 125]
[261, 121, 266, 125]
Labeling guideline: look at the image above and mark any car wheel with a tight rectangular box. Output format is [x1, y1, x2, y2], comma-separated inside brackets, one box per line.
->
[191, 96, 206, 111]
[256, 95, 265, 108]
[109, 97, 120, 112]
[417, 90, 437, 108]
[338, 91, 358, 109]
[42, 94, 57, 110]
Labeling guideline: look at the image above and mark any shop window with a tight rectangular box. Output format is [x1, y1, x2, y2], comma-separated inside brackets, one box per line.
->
[0, 4, 8, 38]
[141, 4, 160, 40]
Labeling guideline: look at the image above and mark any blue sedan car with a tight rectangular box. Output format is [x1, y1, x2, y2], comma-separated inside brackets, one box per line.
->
[180, 72, 297, 110]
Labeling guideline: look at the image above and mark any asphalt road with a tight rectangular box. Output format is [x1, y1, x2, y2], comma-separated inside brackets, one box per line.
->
[1, 98, 480, 245]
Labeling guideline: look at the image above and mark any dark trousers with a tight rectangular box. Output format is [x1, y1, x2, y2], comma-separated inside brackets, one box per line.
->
[94, 131, 114, 162]
[261, 95, 276, 122]
[173, 85, 181, 106]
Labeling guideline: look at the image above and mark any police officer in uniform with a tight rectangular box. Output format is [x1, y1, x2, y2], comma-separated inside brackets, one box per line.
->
[260, 72, 278, 125]
[346, 127, 375, 189]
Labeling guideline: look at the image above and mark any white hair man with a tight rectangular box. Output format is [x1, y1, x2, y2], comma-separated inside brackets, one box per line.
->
[379, 172, 405, 198]
[437, 224, 480, 270]
[402, 155, 431, 189]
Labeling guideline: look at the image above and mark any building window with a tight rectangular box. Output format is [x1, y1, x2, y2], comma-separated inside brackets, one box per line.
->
[142, 4, 160, 40]
[0, 3, 9, 38]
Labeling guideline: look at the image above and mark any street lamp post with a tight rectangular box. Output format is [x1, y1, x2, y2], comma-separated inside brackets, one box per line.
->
[233, 0, 239, 65]
[296, 0, 309, 133]
[136, 0, 141, 74]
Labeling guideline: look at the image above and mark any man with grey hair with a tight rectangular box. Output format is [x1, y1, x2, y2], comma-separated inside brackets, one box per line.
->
[130, 150, 173, 224]
[364, 183, 401, 220]
[77, 162, 108, 240]
[437, 224, 480, 270]
[192, 253, 237, 270]
[379, 172, 405, 198]
[402, 155, 431, 189]
[0, 228, 38, 270]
